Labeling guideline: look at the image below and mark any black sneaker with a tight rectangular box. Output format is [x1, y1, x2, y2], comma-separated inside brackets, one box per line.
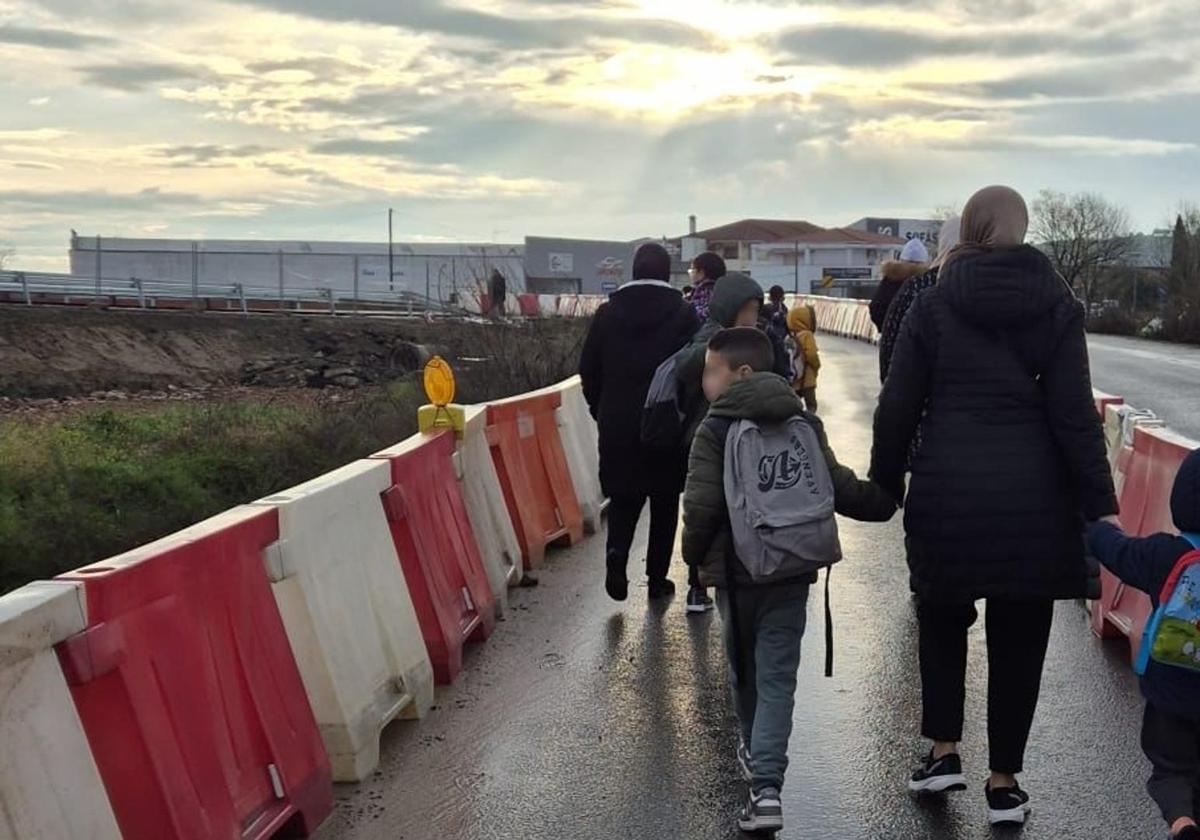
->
[605, 551, 627, 601]
[737, 787, 783, 833]
[648, 578, 676, 599]
[985, 782, 1031, 825]
[686, 585, 714, 614]
[736, 739, 753, 782]
[908, 750, 967, 794]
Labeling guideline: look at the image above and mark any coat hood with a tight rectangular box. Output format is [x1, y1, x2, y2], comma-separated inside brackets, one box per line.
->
[937, 245, 1067, 330]
[786, 306, 812, 333]
[607, 282, 690, 332]
[709, 372, 802, 423]
[1171, 449, 1200, 534]
[882, 260, 929, 284]
[708, 272, 764, 328]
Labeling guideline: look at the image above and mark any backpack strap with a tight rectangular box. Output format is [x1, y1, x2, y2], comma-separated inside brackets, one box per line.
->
[824, 567, 834, 679]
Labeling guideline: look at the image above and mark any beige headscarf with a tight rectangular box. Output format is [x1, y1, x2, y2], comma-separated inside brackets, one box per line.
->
[941, 185, 1029, 270]
[930, 214, 961, 270]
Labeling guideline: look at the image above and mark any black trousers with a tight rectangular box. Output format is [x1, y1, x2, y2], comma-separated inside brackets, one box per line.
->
[606, 491, 696, 585]
[1143, 702, 1200, 825]
[917, 597, 1054, 774]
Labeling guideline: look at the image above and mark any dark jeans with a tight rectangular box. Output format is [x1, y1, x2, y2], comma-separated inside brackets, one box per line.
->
[606, 491, 696, 585]
[918, 597, 1054, 774]
[717, 583, 810, 793]
[1143, 702, 1200, 825]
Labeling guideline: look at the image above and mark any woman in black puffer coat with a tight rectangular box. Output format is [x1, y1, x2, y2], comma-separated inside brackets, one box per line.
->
[869, 186, 1117, 822]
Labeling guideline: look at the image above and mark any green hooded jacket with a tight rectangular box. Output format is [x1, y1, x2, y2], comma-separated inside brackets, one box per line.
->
[677, 273, 765, 445]
[682, 372, 897, 588]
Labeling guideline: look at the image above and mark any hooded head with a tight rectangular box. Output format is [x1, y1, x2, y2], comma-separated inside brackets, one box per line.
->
[786, 305, 812, 333]
[944, 185, 1028, 270]
[900, 238, 930, 264]
[632, 242, 671, 282]
[1171, 449, 1200, 534]
[931, 215, 961, 270]
[707, 272, 764, 328]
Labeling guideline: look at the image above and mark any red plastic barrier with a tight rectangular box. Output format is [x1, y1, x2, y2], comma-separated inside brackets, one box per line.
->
[373, 431, 497, 684]
[486, 391, 584, 569]
[1093, 425, 1196, 659]
[55, 507, 332, 840]
[517, 293, 540, 317]
[1093, 391, 1124, 419]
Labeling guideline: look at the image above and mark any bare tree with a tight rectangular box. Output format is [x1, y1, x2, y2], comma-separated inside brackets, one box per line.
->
[1031, 190, 1134, 306]
[0, 245, 13, 270]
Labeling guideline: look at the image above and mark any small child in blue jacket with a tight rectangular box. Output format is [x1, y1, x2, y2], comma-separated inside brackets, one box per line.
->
[1088, 449, 1200, 840]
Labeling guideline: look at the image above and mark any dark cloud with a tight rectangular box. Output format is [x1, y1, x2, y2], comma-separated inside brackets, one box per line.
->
[914, 56, 1194, 101]
[0, 24, 112, 49]
[238, 0, 711, 50]
[76, 61, 209, 91]
[0, 187, 204, 211]
[150, 144, 274, 166]
[775, 21, 1137, 68]
[246, 56, 365, 78]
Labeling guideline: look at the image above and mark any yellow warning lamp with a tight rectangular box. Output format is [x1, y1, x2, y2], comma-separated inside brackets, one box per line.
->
[418, 355, 465, 433]
[423, 355, 456, 407]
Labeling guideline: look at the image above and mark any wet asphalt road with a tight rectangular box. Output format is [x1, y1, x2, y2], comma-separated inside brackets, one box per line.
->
[1088, 334, 1200, 440]
[315, 336, 1165, 840]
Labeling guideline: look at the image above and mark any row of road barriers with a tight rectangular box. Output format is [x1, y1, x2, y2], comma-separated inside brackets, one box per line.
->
[1090, 392, 1200, 659]
[0, 376, 605, 840]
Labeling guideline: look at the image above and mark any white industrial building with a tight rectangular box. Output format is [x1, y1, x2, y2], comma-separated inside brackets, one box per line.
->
[68, 234, 524, 306]
[675, 217, 906, 296]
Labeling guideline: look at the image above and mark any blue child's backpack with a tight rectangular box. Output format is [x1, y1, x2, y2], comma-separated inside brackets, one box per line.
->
[1135, 533, 1200, 675]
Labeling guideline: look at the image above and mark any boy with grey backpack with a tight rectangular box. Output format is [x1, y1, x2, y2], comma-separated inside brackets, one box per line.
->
[682, 327, 897, 834]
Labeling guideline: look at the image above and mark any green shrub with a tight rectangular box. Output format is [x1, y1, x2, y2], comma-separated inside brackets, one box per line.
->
[0, 383, 425, 594]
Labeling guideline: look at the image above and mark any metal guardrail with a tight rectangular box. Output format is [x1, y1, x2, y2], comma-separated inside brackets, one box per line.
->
[0, 270, 476, 317]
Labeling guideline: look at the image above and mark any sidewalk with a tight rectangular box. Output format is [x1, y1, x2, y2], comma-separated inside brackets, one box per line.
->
[315, 337, 1161, 840]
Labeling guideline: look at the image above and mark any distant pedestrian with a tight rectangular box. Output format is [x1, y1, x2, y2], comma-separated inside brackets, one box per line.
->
[688, 251, 726, 322]
[683, 327, 895, 835]
[869, 238, 929, 331]
[878, 215, 960, 384]
[785, 305, 821, 413]
[762, 285, 788, 326]
[676, 272, 766, 614]
[580, 242, 699, 603]
[1088, 450, 1200, 840]
[760, 285, 793, 379]
[870, 185, 1117, 826]
[488, 269, 507, 319]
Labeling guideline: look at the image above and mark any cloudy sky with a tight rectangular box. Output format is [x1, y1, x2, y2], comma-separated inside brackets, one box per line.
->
[1, 0, 1198, 270]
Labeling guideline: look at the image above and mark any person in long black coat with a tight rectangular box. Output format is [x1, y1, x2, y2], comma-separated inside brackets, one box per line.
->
[869, 186, 1118, 823]
[580, 243, 699, 602]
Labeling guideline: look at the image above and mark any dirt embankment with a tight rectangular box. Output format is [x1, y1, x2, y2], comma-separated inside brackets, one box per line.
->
[0, 305, 490, 404]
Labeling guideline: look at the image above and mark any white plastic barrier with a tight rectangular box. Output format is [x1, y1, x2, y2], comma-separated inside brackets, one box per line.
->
[537, 294, 558, 317]
[253, 460, 434, 782]
[0, 581, 121, 840]
[455, 405, 524, 597]
[1104, 403, 1164, 496]
[530, 376, 606, 534]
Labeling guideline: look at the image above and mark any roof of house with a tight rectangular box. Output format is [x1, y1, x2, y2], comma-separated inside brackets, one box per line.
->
[684, 218, 905, 246]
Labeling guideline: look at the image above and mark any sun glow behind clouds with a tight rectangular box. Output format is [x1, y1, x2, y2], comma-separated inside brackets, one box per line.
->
[516, 46, 823, 117]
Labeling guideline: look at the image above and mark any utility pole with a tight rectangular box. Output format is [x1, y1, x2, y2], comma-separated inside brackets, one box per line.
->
[388, 208, 395, 293]
[794, 240, 799, 294]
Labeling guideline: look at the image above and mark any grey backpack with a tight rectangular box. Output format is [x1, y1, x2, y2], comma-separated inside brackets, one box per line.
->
[640, 347, 689, 448]
[722, 416, 842, 582]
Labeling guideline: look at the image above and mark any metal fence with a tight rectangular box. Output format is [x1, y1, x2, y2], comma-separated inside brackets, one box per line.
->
[0, 269, 483, 317]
